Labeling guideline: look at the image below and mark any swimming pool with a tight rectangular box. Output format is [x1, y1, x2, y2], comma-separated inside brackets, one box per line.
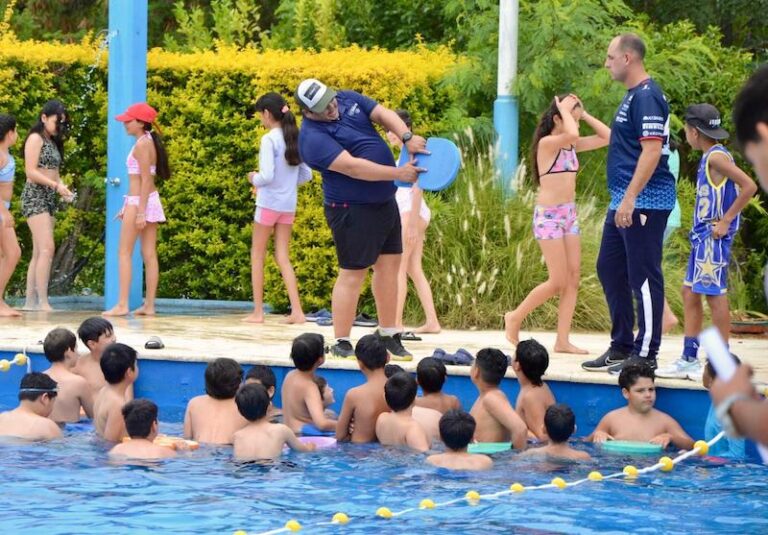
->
[1, 419, 767, 534]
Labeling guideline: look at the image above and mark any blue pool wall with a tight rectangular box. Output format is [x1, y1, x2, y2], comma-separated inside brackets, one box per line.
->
[0, 350, 708, 434]
[1, 350, 761, 459]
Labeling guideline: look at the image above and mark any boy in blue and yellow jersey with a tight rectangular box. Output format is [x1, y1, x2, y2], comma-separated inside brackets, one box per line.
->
[658, 104, 757, 380]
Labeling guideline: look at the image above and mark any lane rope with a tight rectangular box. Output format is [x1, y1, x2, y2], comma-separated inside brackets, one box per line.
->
[238, 433, 725, 534]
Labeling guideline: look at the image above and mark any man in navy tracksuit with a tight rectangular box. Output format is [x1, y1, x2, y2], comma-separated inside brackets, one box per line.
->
[582, 33, 675, 374]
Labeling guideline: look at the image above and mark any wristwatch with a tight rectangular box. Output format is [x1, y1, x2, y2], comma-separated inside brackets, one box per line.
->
[715, 393, 750, 437]
[401, 131, 413, 144]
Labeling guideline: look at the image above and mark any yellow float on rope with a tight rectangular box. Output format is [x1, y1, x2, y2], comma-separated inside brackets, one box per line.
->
[694, 440, 709, 456]
[623, 465, 639, 479]
[419, 499, 435, 509]
[509, 483, 525, 493]
[465, 490, 481, 502]
[551, 477, 567, 489]
[659, 456, 674, 472]
[332, 512, 349, 525]
[0, 359, 9, 372]
[376, 507, 393, 519]
[284, 519, 301, 532]
[588, 471, 603, 482]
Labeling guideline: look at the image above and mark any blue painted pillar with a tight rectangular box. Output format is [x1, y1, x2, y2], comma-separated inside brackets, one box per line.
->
[105, 0, 147, 310]
[494, 0, 519, 194]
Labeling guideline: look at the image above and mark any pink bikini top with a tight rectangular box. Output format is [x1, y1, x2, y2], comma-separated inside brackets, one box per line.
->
[541, 145, 579, 177]
[126, 132, 156, 175]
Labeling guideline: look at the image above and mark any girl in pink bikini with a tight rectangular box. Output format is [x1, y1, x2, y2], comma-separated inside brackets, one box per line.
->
[505, 95, 611, 354]
[104, 103, 170, 317]
[242, 93, 311, 324]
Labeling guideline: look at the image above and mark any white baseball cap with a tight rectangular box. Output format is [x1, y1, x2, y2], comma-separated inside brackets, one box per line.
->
[295, 79, 337, 113]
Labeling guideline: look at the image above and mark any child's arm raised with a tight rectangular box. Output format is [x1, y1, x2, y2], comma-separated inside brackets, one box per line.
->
[283, 425, 316, 453]
[708, 153, 758, 239]
[485, 392, 528, 450]
[574, 110, 611, 152]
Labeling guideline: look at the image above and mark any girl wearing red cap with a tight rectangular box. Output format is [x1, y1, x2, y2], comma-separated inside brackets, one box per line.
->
[243, 93, 311, 324]
[21, 100, 75, 311]
[104, 102, 170, 317]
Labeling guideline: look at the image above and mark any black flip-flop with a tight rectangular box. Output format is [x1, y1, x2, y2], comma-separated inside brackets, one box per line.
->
[400, 331, 422, 341]
[145, 335, 165, 350]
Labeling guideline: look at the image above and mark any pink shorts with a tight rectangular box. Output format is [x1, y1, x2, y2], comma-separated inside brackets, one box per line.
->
[532, 202, 579, 240]
[122, 191, 166, 223]
[255, 206, 295, 226]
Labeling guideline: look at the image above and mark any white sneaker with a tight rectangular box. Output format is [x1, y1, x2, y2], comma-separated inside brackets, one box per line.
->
[656, 358, 703, 381]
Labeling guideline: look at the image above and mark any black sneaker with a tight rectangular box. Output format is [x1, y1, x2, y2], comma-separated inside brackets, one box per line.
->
[327, 340, 355, 359]
[581, 348, 630, 372]
[608, 355, 657, 375]
[353, 313, 378, 327]
[376, 331, 413, 361]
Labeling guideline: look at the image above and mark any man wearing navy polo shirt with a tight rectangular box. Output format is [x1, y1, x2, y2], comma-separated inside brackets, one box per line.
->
[582, 34, 676, 374]
[295, 79, 425, 359]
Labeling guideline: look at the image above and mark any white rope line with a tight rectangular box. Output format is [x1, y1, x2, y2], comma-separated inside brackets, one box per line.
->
[244, 432, 726, 535]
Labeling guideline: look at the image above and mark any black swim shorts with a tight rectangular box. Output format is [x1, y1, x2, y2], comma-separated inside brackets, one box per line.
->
[324, 198, 402, 270]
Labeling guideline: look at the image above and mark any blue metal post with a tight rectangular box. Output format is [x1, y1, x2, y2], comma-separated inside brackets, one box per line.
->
[494, 0, 519, 193]
[105, 0, 147, 310]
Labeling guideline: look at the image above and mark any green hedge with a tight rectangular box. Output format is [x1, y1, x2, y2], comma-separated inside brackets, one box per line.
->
[0, 38, 457, 312]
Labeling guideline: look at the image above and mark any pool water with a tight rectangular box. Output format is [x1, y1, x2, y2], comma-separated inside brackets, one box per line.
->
[1, 420, 767, 534]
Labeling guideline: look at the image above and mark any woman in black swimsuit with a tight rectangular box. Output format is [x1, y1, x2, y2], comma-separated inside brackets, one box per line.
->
[21, 100, 74, 311]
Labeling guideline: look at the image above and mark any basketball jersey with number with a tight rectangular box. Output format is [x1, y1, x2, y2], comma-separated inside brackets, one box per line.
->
[691, 144, 739, 240]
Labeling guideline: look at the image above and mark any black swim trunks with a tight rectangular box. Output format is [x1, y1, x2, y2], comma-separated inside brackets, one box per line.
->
[324, 199, 402, 269]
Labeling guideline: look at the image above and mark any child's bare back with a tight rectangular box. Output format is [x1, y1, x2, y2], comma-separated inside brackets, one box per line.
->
[94, 387, 128, 442]
[44, 367, 93, 423]
[337, 378, 388, 443]
[109, 439, 176, 460]
[427, 451, 493, 471]
[375, 411, 430, 452]
[233, 421, 314, 460]
[415, 392, 461, 414]
[516, 382, 555, 441]
[282, 369, 336, 433]
[0, 408, 62, 441]
[183, 395, 248, 445]
[470, 389, 527, 449]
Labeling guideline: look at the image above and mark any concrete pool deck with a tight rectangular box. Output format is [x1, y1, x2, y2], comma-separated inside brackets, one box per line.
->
[1, 309, 766, 390]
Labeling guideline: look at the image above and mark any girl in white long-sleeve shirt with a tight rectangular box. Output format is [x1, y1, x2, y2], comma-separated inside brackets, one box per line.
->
[244, 93, 312, 324]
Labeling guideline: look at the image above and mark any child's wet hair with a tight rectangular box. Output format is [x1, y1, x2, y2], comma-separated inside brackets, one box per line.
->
[618, 362, 655, 390]
[515, 339, 549, 386]
[417, 357, 447, 393]
[205, 358, 243, 399]
[384, 372, 418, 412]
[544, 403, 576, 443]
[474, 348, 508, 385]
[355, 334, 388, 370]
[101, 343, 138, 384]
[235, 382, 270, 421]
[384, 364, 405, 378]
[290, 333, 325, 371]
[246, 364, 277, 392]
[77, 317, 114, 346]
[439, 409, 476, 451]
[18, 372, 58, 402]
[122, 399, 158, 439]
[43, 327, 77, 363]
